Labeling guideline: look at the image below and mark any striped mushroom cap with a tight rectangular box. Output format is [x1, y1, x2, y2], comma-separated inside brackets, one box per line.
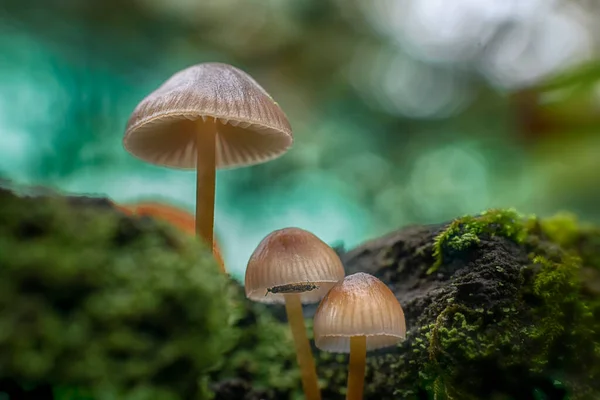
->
[245, 227, 345, 304]
[313, 272, 406, 353]
[123, 62, 293, 169]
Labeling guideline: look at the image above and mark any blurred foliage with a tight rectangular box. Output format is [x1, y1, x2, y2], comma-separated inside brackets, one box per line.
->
[0, 0, 599, 277]
[0, 188, 234, 399]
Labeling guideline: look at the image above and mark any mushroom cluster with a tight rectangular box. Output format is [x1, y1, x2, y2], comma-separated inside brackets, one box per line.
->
[123, 62, 406, 399]
[245, 227, 345, 400]
[245, 228, 406, 400]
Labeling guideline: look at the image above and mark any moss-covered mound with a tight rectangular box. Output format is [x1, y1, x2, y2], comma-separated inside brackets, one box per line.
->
[0, 188, 237, 400]
[316, 209, 600, 400]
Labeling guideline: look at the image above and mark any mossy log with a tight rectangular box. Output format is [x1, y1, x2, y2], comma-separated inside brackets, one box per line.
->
[1, 184, 599, 400]
[314, 210, 600, 400]
[0, 186, 298, 400]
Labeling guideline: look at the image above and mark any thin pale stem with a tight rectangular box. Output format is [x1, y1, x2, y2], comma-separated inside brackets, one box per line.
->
[284, 294, 321, 400]
[346, 336, 367, 400]
[195, 118, 224, 273]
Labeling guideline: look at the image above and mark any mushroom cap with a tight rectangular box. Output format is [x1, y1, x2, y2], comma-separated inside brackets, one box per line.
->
[313, 272, 406, 353]
[245, 227, 345, 305]
[123, 62, 293, 170]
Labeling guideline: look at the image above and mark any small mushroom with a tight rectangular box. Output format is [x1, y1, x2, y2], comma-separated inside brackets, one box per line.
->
[313, 272, 406, 400]
[123, 63, 293, 272]
[245, 227, 346, 400]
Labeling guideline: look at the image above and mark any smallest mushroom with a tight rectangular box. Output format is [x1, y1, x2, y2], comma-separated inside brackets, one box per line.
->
[313, 272, 406, 400]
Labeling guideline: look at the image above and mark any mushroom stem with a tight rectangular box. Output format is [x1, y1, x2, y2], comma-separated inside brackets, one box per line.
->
[195, 118, 224, 273]
[346, 335, 367, 400]
[284, 293, 321, 400]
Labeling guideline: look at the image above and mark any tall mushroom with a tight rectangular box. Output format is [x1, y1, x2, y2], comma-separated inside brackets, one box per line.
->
[313, 272, 406, 400]
[122, 63, 293, 270]
[245, 227, 346, 400]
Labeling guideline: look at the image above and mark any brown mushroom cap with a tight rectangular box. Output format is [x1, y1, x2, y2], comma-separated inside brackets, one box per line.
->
[313, 272, 406, 353]
[123, 62, 293, 169]
[245, 227, 346, 304]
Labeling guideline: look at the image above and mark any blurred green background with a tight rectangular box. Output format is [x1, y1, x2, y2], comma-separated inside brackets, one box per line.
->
[1, 0, 599, 280]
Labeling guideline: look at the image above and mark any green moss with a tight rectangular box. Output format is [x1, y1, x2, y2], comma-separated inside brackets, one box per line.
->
[319, 208, 600, 399]
[535, 212, 600, 271]
[213, 288, 300, 397]
[538, 212, 581, 248]
[0, 190, 235, 399]
[530, 216, 600, 398]
[428, 208, 531, 274]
